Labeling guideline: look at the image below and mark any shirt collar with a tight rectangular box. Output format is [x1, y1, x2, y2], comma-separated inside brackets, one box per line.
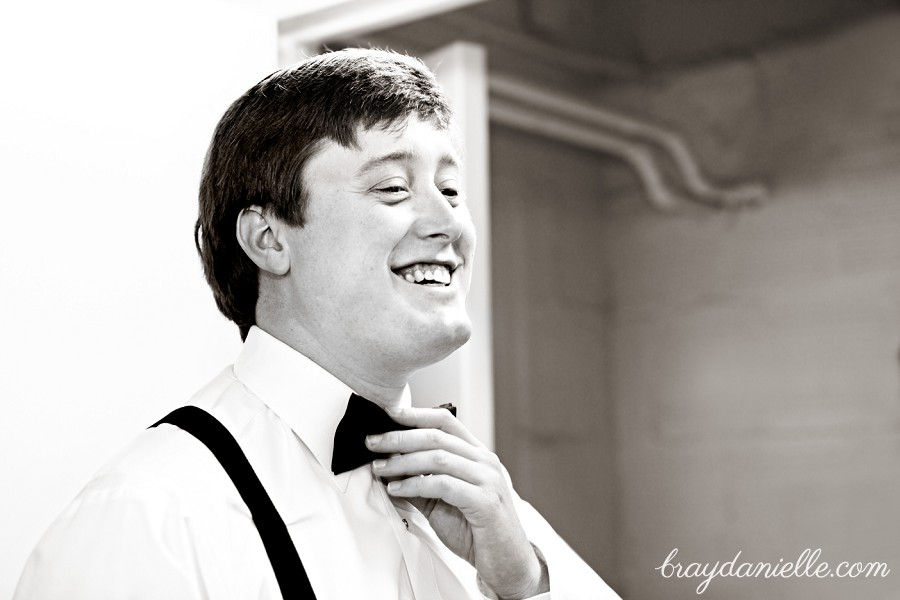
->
[232, 326, 411, 472]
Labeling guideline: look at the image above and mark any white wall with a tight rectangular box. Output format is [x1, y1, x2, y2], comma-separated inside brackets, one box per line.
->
[0, 3, 278, 597]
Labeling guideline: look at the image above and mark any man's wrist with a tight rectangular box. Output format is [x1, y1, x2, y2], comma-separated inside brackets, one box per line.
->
[498, 543, 550, 600]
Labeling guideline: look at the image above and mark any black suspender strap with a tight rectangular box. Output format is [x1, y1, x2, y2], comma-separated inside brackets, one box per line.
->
[152, 406, 316, 599]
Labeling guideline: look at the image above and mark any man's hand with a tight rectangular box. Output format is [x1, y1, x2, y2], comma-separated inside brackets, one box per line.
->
[366, 406, 549, 600]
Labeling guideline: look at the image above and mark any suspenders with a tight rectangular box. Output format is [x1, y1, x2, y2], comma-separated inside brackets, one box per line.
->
[152, 406, 316, 599]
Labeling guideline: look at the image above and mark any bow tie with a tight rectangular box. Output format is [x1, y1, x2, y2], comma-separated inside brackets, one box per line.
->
[331, 393, 456, 475]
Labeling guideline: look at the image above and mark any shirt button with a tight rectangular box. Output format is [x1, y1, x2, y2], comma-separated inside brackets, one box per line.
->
[402, 518, 409, 530]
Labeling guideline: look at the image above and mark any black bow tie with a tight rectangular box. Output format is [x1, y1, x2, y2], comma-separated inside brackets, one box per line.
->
[331, 393, 456, 475]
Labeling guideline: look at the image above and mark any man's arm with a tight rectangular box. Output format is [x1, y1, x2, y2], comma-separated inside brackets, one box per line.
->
[14, 481, 209, 600]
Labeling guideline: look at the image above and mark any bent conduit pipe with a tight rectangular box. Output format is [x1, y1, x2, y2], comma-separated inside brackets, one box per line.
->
[490, 97, 682, 211]
[489, 74, 768, 210]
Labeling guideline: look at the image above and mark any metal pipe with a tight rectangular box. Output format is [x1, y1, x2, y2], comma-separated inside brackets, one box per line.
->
[489, 74, 767, 209]
[490, 97, 682, 211]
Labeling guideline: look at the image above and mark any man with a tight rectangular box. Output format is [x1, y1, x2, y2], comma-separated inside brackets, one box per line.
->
[15, 49, 620, 599]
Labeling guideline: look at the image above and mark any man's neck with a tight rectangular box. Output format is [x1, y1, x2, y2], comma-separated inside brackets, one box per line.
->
[253, 322, 409, 409]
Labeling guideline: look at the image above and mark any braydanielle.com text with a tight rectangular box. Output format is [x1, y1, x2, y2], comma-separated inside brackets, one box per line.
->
[656, 548, 890, 594]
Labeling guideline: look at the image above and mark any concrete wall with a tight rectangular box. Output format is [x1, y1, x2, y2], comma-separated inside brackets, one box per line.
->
[491, 13, 900, 600]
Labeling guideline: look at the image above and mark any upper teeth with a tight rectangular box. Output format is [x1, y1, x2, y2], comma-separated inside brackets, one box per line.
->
[396, 263, 451, 285]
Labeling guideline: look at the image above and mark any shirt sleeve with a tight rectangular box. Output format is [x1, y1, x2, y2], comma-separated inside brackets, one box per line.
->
[514, 495, 623, 600]
[13, 480, 209, 600]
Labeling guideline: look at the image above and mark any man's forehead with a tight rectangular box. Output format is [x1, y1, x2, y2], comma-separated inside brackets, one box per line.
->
[314, 118, 463, 173]
[356, 149, 460, 177]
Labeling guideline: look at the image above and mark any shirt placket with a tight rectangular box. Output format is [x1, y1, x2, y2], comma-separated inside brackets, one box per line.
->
[371, 477, 444, 600]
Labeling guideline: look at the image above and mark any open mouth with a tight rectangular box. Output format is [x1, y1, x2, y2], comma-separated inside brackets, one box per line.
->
[392, 262, 453, 286]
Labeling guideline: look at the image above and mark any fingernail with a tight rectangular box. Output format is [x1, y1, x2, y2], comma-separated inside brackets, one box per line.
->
[372, 459, 387, 470]
[387, 481, 401, 492]
[366, 434, 383, 446]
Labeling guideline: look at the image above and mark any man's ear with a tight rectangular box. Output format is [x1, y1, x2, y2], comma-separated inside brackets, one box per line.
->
[236, 206, 290, 276]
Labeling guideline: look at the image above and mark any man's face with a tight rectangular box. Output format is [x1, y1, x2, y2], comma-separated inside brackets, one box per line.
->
[280, 117, 476, 381]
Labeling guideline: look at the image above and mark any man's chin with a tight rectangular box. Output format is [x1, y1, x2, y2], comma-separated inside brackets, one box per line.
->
[433, 323, 472, 359]
[405, 319, 472, 368]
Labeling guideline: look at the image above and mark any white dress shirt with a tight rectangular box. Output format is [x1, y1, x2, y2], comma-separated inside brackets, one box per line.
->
[15, 327, 620, 600]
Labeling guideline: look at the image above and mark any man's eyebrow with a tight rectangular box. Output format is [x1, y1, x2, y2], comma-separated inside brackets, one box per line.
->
[355, 150, 460, 177]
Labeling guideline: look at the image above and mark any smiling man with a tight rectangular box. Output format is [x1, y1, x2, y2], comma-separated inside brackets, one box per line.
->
[251, 116, 475, 392]
[14, 49, 620, 600]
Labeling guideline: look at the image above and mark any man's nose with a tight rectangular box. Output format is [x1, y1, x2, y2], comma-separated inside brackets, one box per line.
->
[413, 185, 464, 242]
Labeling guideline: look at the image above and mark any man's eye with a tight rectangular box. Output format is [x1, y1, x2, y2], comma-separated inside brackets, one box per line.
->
[378, 186, 407, 194]
[441, 187, 462, 206]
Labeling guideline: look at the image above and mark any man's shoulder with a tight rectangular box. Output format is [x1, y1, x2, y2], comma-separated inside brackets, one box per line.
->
[13, 371, 278, 600]
[81, 367, 261, 514]
[82, 414, 237, 515]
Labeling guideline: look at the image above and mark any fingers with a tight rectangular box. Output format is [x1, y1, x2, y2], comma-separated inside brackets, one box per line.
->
[369, 405, 508, 524]
[366, 425, 485, 462]
[383, 474, 489, 516]
[385, 405, 482, 447]
[372, 449, 485, 484]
